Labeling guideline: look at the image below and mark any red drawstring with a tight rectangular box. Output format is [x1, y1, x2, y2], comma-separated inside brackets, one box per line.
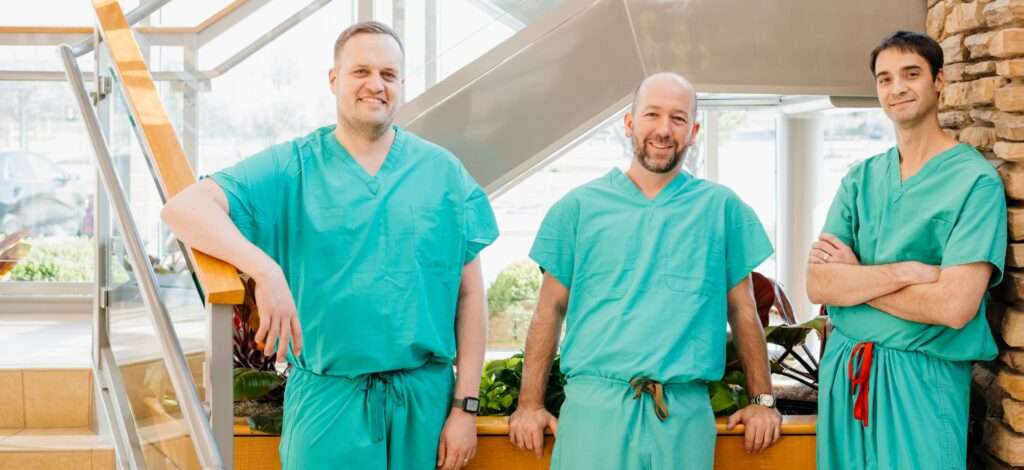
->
[847, 341, 874, 427]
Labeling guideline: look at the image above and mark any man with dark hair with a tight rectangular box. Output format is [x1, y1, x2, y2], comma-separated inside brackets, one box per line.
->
[162, 21, 498, 470]
[809, 30, 1005, 470]
[868, 30, 944, 79]
[508, 73, 781, 469]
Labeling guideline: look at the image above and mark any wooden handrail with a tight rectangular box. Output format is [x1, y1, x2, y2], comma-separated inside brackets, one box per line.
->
[195, 0, 249, 33]
[92, 0, 244, 305]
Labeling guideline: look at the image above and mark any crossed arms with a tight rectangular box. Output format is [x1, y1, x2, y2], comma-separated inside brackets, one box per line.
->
[805, 233, 992, 330]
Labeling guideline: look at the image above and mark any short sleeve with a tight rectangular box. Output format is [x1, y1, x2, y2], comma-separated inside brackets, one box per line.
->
[208, 145, 288, 244]
[941, 180, 1007, 287]
[725, 196, 774, 289]
[822, 173, 857, 248]
[528, 195, 579, 289]
[460, 167, 499, 264]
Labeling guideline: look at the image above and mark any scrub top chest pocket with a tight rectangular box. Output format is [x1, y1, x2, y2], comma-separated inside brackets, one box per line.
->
[412, 200, 462, 274]
[861, 201, 954, 267]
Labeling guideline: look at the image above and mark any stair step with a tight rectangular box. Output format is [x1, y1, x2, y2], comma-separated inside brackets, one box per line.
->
[0, 427, 113, 469]
[0, 369, 93, 429]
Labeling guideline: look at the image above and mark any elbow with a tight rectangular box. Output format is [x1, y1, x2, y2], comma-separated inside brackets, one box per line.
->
[806, 263, 832, 305]
[159, 202, 173, 225]
[160, 196, 184, 232]
[806, 284, 825, 305]
[941, 292, 986, 330]
[805, 264, 855, 307]
[805, 269, 832, 305]
[806, 268, 822, 304]
[943, 306, 975, 330]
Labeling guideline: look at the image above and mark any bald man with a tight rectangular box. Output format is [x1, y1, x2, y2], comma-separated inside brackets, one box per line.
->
[507, 73, 782, 469]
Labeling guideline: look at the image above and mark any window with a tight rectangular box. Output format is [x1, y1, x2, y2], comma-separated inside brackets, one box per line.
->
[0, 81, 95, 282]
[815, 109, 896, 233]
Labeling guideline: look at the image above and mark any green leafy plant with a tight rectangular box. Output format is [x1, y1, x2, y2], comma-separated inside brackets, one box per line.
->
[5, 235, 93, 281]
[707, 273, 825, 415]
[765, 316, 827, 389]
[478, 353, 565, 417]
[709, 316, 826, 415]
[234, 368, 286, 401]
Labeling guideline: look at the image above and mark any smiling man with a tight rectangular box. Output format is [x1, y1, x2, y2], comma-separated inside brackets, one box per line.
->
[161, 22, 498, 470]
[508, 73, 782, 469]
[808, 31, 1006, 470]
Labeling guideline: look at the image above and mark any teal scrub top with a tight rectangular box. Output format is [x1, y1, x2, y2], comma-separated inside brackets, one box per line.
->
[822, 143, 1005, 362]
[211, 125, 499, 377]
[529, 169, 773, 384]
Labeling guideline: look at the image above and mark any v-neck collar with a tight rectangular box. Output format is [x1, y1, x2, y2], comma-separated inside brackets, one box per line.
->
[324, 124, 406, 182]
[610, 168, 691, 205]
[888, 143, 966, 192]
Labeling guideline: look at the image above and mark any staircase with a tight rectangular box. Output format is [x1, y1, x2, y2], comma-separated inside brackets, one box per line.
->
[0, 314, 114, 469]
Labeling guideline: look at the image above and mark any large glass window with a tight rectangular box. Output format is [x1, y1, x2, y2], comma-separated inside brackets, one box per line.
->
[195, 1, 353, 176]
[814, 109, 896, 233]
[0, 82, 95, 282]
[711, 109, 778, 278]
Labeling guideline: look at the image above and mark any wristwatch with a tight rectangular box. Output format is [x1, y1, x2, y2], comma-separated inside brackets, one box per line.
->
[752, 394, 776, 409]
[452, 396, 480, 414]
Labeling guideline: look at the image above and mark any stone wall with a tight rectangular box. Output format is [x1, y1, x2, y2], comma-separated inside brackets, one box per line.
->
[928, 0, 1024, 467]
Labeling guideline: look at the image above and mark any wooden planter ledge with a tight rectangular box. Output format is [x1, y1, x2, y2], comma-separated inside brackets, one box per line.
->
[235, 415, 817, 470]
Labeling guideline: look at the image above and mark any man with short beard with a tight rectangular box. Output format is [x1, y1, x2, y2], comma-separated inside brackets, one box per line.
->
[162, 22, 497, 470]
[809, 31, 1006, 470]
[508, 73, 782, 469]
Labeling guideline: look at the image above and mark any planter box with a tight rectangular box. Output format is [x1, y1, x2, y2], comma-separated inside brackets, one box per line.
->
[234, 415, 816, 470]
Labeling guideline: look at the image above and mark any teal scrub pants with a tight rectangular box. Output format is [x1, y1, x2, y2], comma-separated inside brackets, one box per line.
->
[280, 360, 454, 469]
[551, 375, 716, 470]
[817, 329, 972, 470]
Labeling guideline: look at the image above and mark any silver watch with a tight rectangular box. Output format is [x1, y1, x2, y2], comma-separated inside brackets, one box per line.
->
[752, 394, 776, 408]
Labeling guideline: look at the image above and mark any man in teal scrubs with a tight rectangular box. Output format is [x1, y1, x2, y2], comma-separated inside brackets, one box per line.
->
[508, 73, 783, 469]
[808, 31, 1006, 470]
[162, 22, 498, 469]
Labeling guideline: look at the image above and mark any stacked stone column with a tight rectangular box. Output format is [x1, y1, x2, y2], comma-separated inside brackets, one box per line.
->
[929, 0, 1024, 467]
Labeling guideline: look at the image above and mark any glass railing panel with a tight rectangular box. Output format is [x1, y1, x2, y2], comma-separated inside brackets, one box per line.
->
[101, 69, 208, 470]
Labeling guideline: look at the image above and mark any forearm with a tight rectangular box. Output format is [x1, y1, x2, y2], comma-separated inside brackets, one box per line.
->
[729, 309, 772, 396]
[807, 262, 917, 306]
[453, 283, 486, 399]
[161, 182, 279, 281]
[866, 284, 951, 325]
[868, 278, 986, 330]
[867, 263, 992, 329]
[518, 305, 563, 408]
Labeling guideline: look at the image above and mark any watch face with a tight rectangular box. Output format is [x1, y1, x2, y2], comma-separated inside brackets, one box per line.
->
[464, 397, 480, 413]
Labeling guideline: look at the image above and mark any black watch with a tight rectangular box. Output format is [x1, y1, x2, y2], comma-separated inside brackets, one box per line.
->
[452, 396, 480, 414]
